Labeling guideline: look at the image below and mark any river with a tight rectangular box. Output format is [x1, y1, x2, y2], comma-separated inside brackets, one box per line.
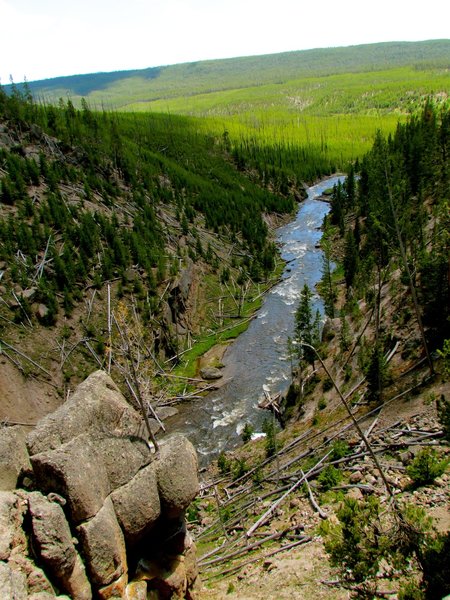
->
[169, 175, 345, 465]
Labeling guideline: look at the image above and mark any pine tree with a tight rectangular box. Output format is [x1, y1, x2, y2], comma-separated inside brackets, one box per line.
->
[343, 228, 358, 289]
[295, 283, 320, 366]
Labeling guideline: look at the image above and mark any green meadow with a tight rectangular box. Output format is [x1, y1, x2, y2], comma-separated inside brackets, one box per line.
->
[124, 66, 448, 164]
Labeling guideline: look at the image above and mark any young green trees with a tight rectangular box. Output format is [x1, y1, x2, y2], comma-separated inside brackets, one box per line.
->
[295, 283, 321, 367]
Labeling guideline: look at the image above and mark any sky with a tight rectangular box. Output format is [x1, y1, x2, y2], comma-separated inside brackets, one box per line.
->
[1, 0, 449, 83]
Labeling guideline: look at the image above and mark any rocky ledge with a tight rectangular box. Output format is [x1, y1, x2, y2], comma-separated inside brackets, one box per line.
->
[0, 370, 200, 599]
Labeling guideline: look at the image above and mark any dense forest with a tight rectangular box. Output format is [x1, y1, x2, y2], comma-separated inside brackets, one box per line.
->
[286, 100, 449, 417]
[331, 100, 449, 347]
[0, 84, 297, 299]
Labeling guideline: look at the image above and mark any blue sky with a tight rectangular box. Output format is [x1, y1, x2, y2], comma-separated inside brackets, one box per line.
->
[1, 0, 449, 83]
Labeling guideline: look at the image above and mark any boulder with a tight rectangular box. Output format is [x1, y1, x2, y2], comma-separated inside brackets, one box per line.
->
[60, 554, 92, 600]
[27, 370, 144, 456]
[0, 560, 28, 600]
[125, 581, 147, 600]
[36, 304, 49, 322]
[28, 492, 77, 581]
[199, 367, 222, 381]
[97, 572, 128, 600]
[155, 435, 199, 518]
[321, 317, 341, 342]
[349, 471, 363, 484]
[139, 555, 187, 600]
[7, 553, 54, 596]
[30, 433, 110, 524]
[21, 287, 37, 301]
[28, 594, 65, 599]
[156, 407, 178, 421]
[0, 491, 26, 561]
[0, 426, 32, 490]
[77, 497, 127, 588]
[185, 542, 199, 588]
[95, 435, 151, 492]
[110, 462, 161, 544]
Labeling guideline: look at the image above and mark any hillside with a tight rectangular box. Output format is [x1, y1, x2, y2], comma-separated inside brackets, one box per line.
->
[0, 86, 301, 425]
[10, 40, 450, 109]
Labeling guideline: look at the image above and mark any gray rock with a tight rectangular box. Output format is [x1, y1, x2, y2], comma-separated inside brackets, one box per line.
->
[27, 370, 144, 456]
[36, 304, 49, 321]
[28, 491, 76, 580]
[199, 367, 223, 380]
[111, 462, 161, 544]
[399, 450, 413, 465]
[77, 497, 127, 588]
[7, 553, 54, 596]
[0, 426, 32, 490]
[156, 407, 179, 420]
[185, 541, 199, 588]
[30, 433, 110, 524]
[347, 487, 364, 501]
[321, 317, 341, 342]
[28, 594, 61, 599]
[155, 435, 199, 518]
[365, 474, 377, 486]
[21, 287, 37, 301]
[0, 561, 28, 600]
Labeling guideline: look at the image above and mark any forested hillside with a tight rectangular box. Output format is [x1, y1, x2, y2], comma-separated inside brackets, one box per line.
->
[0, 85, 306, 419]
[285, 100, 449, 420]
[11, 40, 450, 107]
[1, 41, 449, 599]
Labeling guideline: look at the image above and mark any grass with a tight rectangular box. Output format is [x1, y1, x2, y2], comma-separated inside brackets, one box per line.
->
[118, 66, 449, 167]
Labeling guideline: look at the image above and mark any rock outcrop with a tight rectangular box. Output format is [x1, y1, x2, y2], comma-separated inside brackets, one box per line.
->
[0, 370, 200, 599]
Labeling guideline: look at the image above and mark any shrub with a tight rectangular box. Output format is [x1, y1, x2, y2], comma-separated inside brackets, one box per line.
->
[318, 397, 327, 410]
[421, 531, 450, 598]
[241, 423, 254, 443]
[217, 451, 231, 475]
[186, 500, 200, 523]
[318, 465, 342, 491]
[329, 439, 350, 461]
[406, 448, 448, 487]
[322, 377, 333, 392]
[321, 497, 448, 598]
[437, 339, 450, 379]
[262, 418, 277, 457]
[232, 458, 248, 480]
